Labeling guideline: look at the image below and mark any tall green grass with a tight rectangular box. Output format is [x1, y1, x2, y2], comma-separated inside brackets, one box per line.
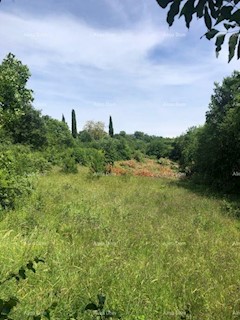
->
[0, 167, 240, 319]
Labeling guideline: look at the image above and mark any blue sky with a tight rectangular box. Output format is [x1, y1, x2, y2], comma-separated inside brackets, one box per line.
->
[0, 0, 238, 137]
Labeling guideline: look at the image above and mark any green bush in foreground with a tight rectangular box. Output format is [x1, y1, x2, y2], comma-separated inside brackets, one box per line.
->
[0, 144, 51, 210]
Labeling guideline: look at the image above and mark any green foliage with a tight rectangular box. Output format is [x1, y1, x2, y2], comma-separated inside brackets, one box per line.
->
[222, 199, 240, 218]
[178, 126, 203, 175]
[0, 258, 45, 320]
[0, 53, 33, 122]
[155, 0, 240, 61]
[72, 147, 106, 172]
[60, 153, 78, 174]
[146, 139, 170, 159]
[172, 71, 240, 191]
[43, 116, 74, 149]
[0, 53, 46, 148]
[0, 258, 45, 285]
[0, 144, 51, 210]
[88, 150, 106, 174]
[0, 297, 19, 320]
[194, 71, 240, 189]
[99, 138, 119, 165]
[78, 130, 93, 143]
[10, 106, 47, 149]
[114, 138, 132, 161]
[132, 150, 144, 162]
[85, 294, 121, 319]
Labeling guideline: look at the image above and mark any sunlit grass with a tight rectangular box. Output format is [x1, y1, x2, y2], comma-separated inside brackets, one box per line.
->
[0, 166, 240, 319]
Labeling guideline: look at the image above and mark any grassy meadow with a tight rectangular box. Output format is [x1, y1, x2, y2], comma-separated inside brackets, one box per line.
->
[0, 164, 240, 319]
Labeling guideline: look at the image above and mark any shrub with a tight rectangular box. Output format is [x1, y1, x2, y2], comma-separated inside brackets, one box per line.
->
[60, 155, 78, 174]
[0, 144, 51, 210]
[133, 151, 144, 162]
[89, 150, 106, 174]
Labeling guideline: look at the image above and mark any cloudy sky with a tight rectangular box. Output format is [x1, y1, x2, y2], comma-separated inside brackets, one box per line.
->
[0, 0, 238, 137]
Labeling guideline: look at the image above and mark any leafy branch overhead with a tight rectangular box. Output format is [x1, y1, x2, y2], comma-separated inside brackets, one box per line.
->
[155, 0, 240, 62]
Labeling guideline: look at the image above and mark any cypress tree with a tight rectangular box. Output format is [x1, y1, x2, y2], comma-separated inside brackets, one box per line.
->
[109, 116, 114, 137]
[71, 109, 77, 138]
[62, 114, 66, 123]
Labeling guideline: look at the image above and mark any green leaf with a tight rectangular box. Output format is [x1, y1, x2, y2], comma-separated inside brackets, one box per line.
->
[85, 303, 98, 311]
[208, 0, 218, 19]
[204, 6, 212, 30]
[230, 9, 240, 23]
[195, 0, 207, 18]
[180, 0, 195, 28]
[215, 6, 233, 25]
[42, 310, 50, 320]
[34, 257, 45, 263]
[97, 294, 106, 309]
[1, 297, 18, 315]
[228, 33, 239, 62]
[18, 267, 26, 279]
[215, 0, 223, 8]
[224, 23, 236, 30]
[215, 34, 226, 57]
[26, 261, 36, 273]
[202, 28, 219, 40]
[215, 34, 225, 48]
[155, 0, 174, 9]
[221, 5, 233, 19]
[167, 0, 181, 26]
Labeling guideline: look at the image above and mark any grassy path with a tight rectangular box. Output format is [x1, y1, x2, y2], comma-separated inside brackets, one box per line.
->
[0, 168, 240, 319]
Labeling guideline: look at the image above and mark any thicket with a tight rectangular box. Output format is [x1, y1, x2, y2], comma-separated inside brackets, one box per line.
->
[170, 71, 240, 192]
[0, 144, 51, 210]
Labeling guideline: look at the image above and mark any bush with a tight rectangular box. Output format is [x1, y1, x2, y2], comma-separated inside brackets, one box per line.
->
[60, 154, 78, 174]
[133, 151, 144, 162]
[89, 150, 106, 174]
[0, 144, 51, 210]
[72, 147, 106, 173]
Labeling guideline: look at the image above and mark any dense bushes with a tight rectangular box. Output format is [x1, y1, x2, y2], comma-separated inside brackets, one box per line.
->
[72, 148, 106, 173]
[0, 144, 51, 210]
[171, 71, 240, 191]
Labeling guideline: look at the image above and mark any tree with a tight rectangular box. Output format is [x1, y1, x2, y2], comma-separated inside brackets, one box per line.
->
[109, 116, 114, 137]
[194, 71, 240, 189]
[155, 0, 240, 62]
[71, 109, 77, 138]
[0, 53, 46, 148]
[0, 53, 33, 134]
[146, 138, 170, 159]
[83, 121, 107, 140]
[62, 114, 66, 123]
[78, 130, 93, 143]
[12, 106, 47, 148]
[43, 116, 74, 148]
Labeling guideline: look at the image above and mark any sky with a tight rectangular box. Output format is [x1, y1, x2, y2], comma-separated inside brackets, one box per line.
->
[0, 0, 239, 137]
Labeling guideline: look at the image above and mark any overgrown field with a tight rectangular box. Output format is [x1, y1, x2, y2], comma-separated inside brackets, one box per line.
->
[0, 167, 240, 319]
